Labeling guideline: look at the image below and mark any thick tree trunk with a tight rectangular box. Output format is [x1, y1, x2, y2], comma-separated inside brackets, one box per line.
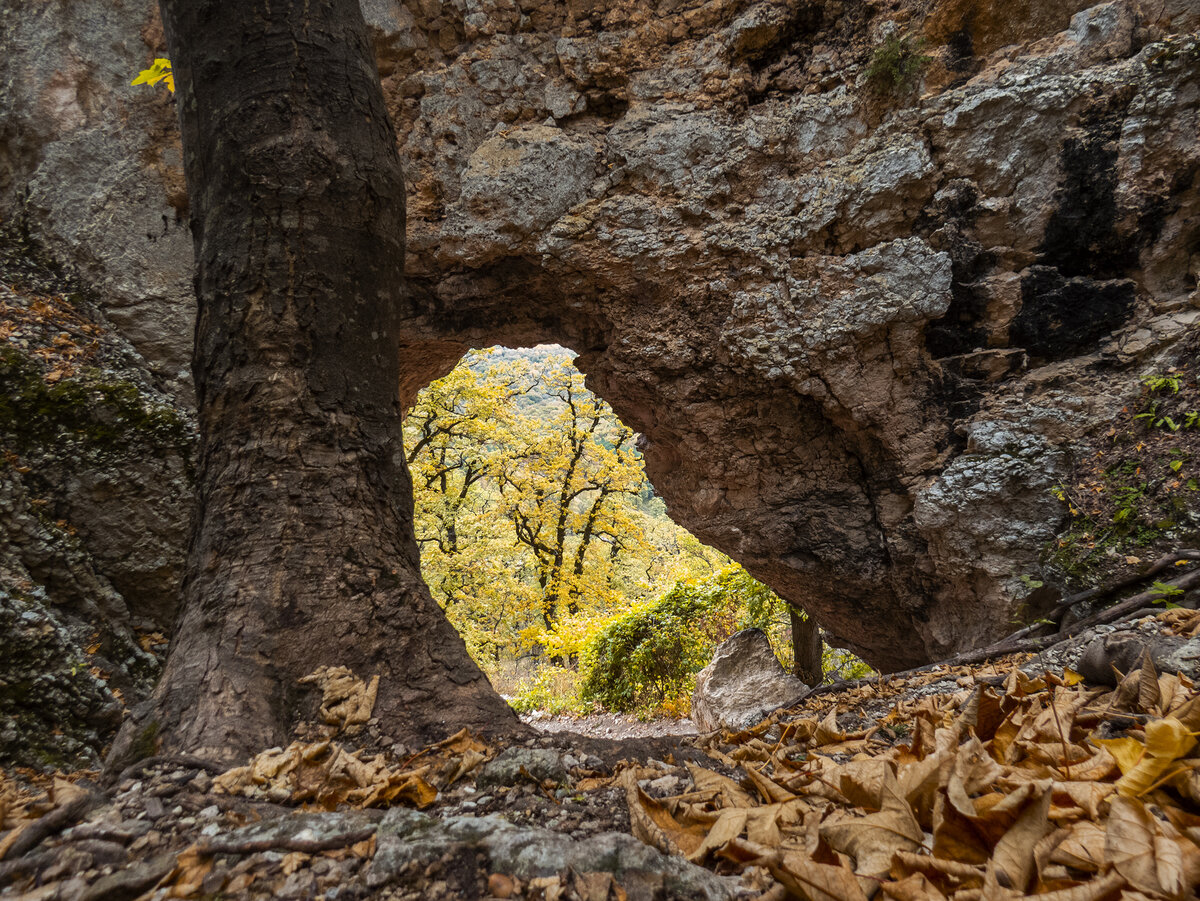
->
[109, 0, 521, 767]
[790, 607, 823, 687]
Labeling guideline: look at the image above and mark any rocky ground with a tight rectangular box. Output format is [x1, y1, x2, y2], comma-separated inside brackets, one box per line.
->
[3, 607, 1198, 900]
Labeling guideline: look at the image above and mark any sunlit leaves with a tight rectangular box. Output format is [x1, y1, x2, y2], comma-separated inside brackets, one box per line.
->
[404, 349, 726, 690]
[131, 57, 174, 93]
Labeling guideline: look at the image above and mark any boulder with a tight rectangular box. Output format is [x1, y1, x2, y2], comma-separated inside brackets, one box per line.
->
[1077, 630, 1200, 685]
[691, 629, 809, 733]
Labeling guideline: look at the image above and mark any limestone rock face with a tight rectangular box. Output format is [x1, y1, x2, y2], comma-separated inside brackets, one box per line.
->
[691, 629, 809, 732]
[4, 0, 1200, 669]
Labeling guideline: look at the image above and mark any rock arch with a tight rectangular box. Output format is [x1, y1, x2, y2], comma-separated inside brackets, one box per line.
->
[394, 239, 971, 671]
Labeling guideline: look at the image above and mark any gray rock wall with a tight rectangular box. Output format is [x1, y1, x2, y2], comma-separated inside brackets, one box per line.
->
[1, 0, 1199, 684]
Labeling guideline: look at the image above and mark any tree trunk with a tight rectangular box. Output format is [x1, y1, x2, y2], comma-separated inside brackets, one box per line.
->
[790, 607, 823, 687]
[108, 0, 522, 767]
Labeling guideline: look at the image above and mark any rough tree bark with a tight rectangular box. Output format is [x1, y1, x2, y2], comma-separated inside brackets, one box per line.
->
[109, 0, 522, 767]
[790, 608, 823, 687]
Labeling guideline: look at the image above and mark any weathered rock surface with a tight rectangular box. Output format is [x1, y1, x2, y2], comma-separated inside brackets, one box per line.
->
[1076, 628, 1200, 684]
[0, 590, 124, 768]
[3, 0, 1200, 670]
[691, 629, 808, 732]
[476, 747, 569, 789]
[368, 807, 738, 899]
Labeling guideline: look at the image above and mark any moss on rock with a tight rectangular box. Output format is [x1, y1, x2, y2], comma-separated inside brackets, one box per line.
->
[0, 346, 192, 463]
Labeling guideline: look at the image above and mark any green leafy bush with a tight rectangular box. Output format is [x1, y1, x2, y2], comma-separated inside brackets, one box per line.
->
[579, 567, 785, 713]
[865, 34, 932, 93]
[509, 665, 588, 715]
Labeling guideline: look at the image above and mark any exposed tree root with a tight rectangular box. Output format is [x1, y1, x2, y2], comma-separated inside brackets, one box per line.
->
[108, 753, 229, 788]
[0, 792, 91, 862]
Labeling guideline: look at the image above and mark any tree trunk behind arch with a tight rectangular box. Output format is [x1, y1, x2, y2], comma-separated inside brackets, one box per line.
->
[108, 0, 522, 768]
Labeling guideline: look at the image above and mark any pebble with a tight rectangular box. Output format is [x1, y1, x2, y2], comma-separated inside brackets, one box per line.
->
[645, 774, 681, 795]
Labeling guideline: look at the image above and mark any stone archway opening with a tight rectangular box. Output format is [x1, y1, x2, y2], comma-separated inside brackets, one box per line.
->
[394, 263, 967, 677]
[402, 341, 875, 711]
[404, 343, 779, 704]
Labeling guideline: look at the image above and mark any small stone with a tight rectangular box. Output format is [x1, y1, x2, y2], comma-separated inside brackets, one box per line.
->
[278, 869, 317, 899]
[477, 748, 569, 789]
[645, 774, 680, 795]
[142, 797, 165, 819]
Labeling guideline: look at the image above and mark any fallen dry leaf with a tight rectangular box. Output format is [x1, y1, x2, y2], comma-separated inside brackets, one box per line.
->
[214, 740, 438, 809]
[298, 666, 379, 734]
[821, 769, 923, 885]
[621, 769, 705, 858]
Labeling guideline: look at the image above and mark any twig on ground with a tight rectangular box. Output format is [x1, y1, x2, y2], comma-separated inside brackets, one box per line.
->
[801, 555, 1200, 701]
[1046, 549, 1200, 623]
[113, 754, 228, 787]
[0, 849, 56, 887]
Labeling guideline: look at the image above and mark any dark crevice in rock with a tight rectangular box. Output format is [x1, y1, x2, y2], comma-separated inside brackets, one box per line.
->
[1010, 267, 1137, 361]
[739, 2, 827, 72]
[1039, 86, 1138, 279]
[921, 181, 996, 359]
[943, 25, 977, 78]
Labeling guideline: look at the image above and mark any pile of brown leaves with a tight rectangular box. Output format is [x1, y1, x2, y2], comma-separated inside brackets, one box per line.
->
[624, 656, 1200, 900]
[1161, 609, 1200, 640]
[212, 728, 491, 811]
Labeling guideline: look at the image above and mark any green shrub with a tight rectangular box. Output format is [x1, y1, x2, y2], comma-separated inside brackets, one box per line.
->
[865, 34, 932, 93]
[579, 567, 783, 713]
[509, 665, 588, 715]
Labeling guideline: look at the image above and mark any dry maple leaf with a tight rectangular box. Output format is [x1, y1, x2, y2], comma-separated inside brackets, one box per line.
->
[821, 769, 924, 886]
